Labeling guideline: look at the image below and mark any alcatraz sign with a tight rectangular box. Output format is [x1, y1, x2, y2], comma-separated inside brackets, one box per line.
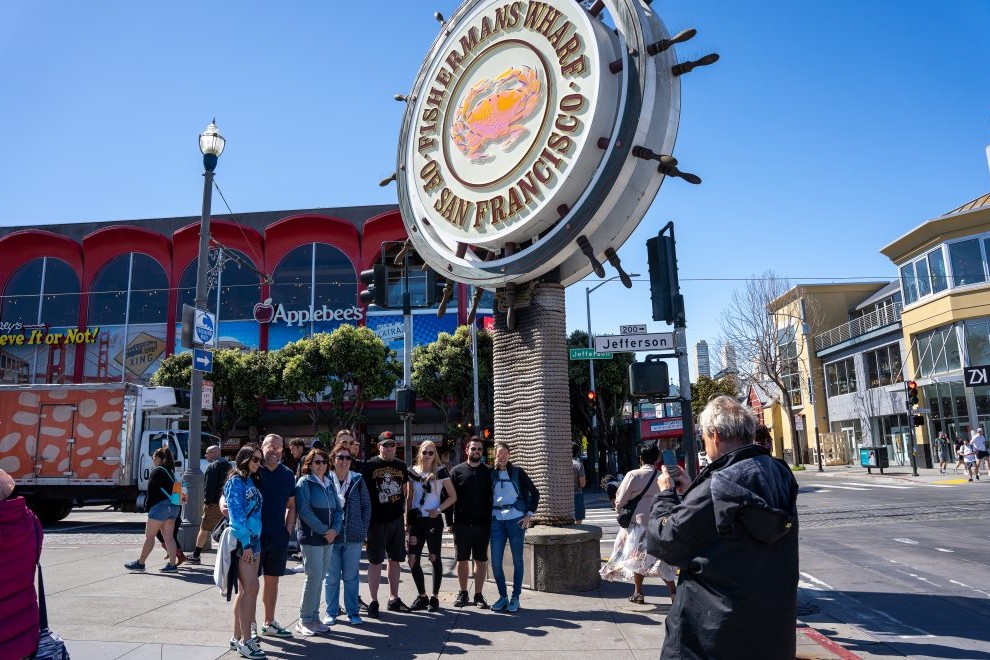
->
[397, 0, 684, 288]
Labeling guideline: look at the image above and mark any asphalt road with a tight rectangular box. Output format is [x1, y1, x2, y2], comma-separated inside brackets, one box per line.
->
[796, 470, 990, 659]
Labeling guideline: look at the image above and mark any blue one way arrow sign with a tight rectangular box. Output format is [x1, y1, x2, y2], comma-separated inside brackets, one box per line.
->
[193, 348, 213, 373]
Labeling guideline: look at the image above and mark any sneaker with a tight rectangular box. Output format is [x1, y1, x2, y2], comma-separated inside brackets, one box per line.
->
[321, 615, 337, 627]
[410, 595, 430, 611]
[491, 596, 509, 612]
[507, 596, 520, 613]
[312, 620, 330, 633]
[348, 615, 364, 625]
[159, 563, 178, 573]
[367, 600, 380, 619]
[969, 478, 974, 482]
[473, 593, 488, 609]
[295, 621, 317, 637]
[453, 590, 470, 607]
[387, 597, 412, 613]
[250, 623, 258, 641]
[124, 560, 145, 572]
[186, 555, 202, 565]
[429, 596, 440, 612]
[261, 620, 292, 637]
[359, 597, 370, 611]
[229, 637, 238, 651]
[237, 638, 266, 659]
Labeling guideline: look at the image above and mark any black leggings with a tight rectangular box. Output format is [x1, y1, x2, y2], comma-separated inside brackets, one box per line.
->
[408, 515, 444, 595]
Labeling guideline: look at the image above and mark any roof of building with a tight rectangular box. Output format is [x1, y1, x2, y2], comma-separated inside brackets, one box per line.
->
[880, 190, 990, 263]
[943, 191, 990, 216]
[853, 280, 900, 311]
[0, 204, 399, 243]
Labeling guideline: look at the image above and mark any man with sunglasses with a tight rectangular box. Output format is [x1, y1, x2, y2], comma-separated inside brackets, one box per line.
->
[360, 431, 412, 617]
[448, 436, 493, 608]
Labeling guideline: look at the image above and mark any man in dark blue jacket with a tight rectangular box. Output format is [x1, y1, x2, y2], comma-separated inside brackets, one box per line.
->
[648, 396, 798, 659]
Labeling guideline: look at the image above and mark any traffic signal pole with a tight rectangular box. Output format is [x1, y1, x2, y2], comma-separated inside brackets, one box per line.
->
[402, 250, 414, 462]
[905, 380, 920, 476]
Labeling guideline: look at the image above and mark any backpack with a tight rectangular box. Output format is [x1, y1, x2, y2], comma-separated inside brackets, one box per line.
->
[159, 469, 183, 506]
[491, 465, 529, 513]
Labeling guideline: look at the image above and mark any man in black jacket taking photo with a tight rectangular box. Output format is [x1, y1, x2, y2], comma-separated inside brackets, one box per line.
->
[647, 396, 798, 659]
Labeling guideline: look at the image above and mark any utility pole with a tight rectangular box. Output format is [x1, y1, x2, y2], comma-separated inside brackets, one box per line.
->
[402, 250, 414, 462]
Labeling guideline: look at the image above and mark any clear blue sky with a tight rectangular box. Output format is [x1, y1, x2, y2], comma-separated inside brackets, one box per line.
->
[2, 1, 989, 373]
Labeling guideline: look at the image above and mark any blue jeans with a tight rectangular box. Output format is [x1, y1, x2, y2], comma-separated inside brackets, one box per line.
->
[300, 544, 334, 622]
[326, 541, 363, 617]
[490, 518, 526, 598]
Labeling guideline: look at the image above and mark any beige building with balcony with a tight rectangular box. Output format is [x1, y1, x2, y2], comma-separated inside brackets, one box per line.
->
[881, 191, 990, 459]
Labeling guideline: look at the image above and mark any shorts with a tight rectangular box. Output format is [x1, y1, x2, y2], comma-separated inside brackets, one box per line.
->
[260, 529, 289, 577]
[200, 503, 224, 532]
[978, 450, 989, 460]
[367, 518, 405, 564]
[148, 500, 180, 521]
[453, 522, 490, 562]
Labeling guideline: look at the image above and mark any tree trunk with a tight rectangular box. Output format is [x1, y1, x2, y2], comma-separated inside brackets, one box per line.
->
[492, 282, 572, 525]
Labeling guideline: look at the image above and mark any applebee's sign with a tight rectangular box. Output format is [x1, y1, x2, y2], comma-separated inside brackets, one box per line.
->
[253, 298, 364, 327]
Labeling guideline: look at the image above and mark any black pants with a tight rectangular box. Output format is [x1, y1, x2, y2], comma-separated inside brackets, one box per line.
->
[408, 515, 444, 595]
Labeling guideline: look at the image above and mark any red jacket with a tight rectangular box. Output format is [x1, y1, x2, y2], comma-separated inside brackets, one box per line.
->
[0, 496, 42, 659]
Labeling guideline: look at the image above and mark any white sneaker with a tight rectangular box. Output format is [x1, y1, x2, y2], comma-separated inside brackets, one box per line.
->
[294, 621, 317, 637]
[238, 638, 266, 659]
[312, 619, 330, 633]
[321, 615, 337, 626]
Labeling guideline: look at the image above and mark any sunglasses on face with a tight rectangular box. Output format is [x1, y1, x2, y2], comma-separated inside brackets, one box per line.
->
[335, 455, 352, 461]
[381, 443, 396, 448]
[311, 459, 327, 465]
[469, 448, 483, 453]
[421, 451, 435, 456]
[250, 455, 263, 463]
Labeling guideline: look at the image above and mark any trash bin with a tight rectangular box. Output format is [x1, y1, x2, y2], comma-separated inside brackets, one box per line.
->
[859, 447, 889, 469]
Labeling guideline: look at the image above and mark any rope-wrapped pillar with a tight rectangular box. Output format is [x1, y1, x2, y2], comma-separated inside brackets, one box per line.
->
[492, 282, 572, 525]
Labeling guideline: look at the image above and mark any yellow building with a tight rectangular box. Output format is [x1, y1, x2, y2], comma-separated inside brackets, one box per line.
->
[763, 283, 889, 464]
[880, 192, 990, 460]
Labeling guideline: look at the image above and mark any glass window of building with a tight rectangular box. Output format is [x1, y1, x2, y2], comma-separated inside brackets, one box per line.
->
[900, 263, 918, 305]
[176, 249, 261, 320]
[947, 238, 987, 288]
[824, 357, 857, 397]
[864, 343, 902, 388]
[127, 254, 168, 324]
[87, 255, 132, 326]
[928, 247, 947, 293]
[88, 254, 167, 326]
[915, 257, 931, 298]
[1, 258, 80, 328]
[966, 319, 990, 367]
[913, 325, 961, 378]
[312, 243, 357, 308]
[272, 244, 315, 312]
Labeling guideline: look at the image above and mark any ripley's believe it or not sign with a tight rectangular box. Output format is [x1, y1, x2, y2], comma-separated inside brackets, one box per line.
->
[398, 0, 683, 289]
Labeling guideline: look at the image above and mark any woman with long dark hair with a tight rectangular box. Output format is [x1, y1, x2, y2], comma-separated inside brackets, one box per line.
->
[125, 446, 180, 573]
[225, 443, 265, 659]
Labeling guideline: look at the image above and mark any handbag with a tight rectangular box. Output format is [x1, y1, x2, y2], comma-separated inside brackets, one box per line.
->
[616, 469, 656, 529]
[32, 522, 70, 660]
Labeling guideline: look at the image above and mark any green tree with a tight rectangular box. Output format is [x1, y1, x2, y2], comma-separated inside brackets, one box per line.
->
[691, 375, 739, 420]
[567, 330, 634, 474]
[151, 348, 276, 440]
[411, 325, 494, 439]
[273, 325, 400, 434]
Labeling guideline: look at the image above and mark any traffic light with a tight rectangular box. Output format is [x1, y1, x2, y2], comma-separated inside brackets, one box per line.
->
[586, 390, 598, 415]
[906, 380, 919, 406]
[912, 415, 925, 427]
[396, 387, 416, 414]
[359, 264, 389, 307]
[424, 269, 453, 314]
[646, 233, 684, 324]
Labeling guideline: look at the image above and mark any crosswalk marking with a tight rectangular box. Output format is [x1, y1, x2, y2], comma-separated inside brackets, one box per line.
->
[840, 482, 912, 489]
[817, 484, 870, 491]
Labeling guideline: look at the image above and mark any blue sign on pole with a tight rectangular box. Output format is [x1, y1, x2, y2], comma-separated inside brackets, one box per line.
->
[194, 310, 216, 345]
[193, 348, 213, 373]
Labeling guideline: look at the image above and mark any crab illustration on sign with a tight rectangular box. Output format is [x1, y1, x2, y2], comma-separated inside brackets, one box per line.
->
[451, 66, 542, 162]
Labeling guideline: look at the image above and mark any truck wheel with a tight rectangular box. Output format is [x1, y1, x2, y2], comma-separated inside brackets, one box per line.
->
[32, 500, 73, 523]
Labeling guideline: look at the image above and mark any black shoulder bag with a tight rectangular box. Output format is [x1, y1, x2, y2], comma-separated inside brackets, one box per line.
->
[616, 469, 656, 529]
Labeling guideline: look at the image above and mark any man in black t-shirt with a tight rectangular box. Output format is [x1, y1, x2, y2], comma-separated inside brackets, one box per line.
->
[361, 431, 410, 617]
[448, 436, 493, 608]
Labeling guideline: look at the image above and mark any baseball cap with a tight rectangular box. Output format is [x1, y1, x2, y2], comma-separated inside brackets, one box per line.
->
[378, 431, 396, 445]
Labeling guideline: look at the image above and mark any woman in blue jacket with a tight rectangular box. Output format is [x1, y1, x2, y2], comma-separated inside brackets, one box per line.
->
[224, 443, 265, 659]
[324, 439, 372, 625]
[294, 447, 343, 636]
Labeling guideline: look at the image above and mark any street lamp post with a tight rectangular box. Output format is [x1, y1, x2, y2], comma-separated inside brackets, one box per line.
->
[184, 120, 225, 543]
[585, 273, 639, 483]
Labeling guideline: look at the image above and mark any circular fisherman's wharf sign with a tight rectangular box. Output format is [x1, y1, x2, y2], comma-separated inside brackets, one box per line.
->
[397, 0, 683, 288]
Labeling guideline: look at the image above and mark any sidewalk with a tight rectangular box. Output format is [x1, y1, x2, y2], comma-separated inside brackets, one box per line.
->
[797, 462, 976, 486]
[44, 518, 861, 659]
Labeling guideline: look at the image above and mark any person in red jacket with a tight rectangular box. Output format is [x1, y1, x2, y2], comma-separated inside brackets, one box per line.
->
[0, 467, 43, 659]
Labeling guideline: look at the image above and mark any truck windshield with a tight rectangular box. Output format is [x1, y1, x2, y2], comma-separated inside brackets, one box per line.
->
[148, 431, 220, 460]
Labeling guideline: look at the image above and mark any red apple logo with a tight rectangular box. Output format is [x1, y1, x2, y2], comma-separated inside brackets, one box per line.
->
[254, 298, 276, 324]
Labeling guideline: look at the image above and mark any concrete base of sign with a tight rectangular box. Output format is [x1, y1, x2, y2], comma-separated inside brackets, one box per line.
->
[177, 521, 210, 553]
[487, 524, 603, 593]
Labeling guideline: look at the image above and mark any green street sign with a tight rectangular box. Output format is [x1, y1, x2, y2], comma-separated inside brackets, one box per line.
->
[569, 348, 613, 360]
